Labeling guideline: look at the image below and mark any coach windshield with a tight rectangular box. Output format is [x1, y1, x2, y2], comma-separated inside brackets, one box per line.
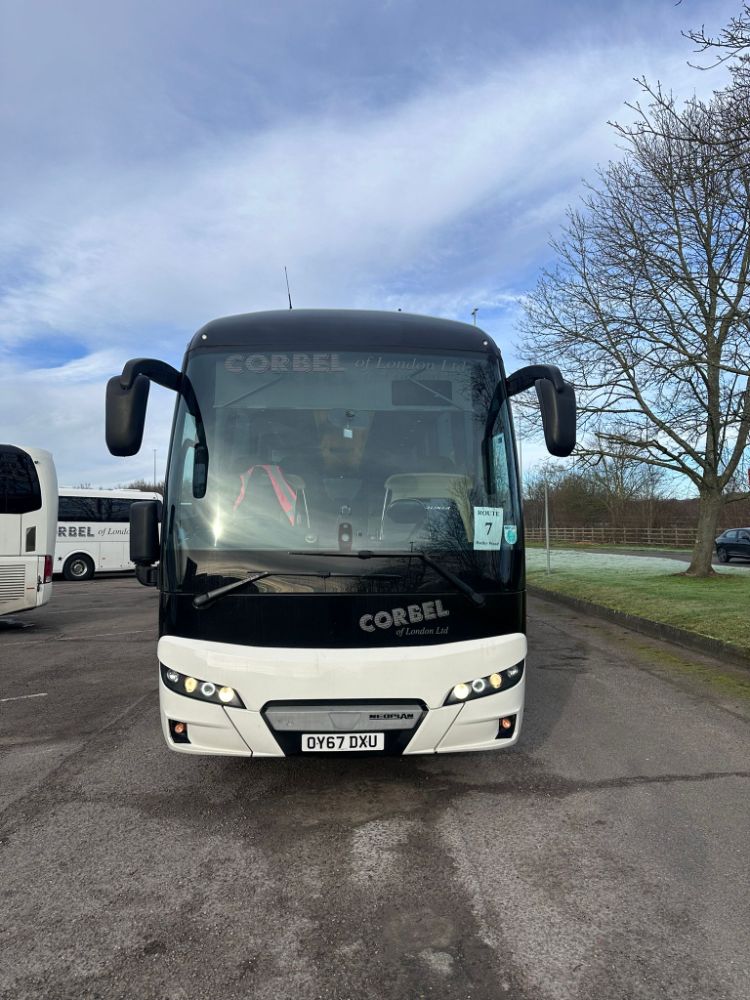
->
[164, 348, 521, 595]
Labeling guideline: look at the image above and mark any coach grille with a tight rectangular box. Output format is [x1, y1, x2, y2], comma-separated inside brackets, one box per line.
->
[264, 702, 424, 732]
[262, 700, 427, 756]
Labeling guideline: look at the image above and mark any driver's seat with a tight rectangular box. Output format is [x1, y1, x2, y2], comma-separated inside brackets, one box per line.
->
[380, 473, 473, 545]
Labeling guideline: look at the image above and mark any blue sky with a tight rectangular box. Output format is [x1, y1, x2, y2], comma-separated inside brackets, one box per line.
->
[0, 0, 736, 486]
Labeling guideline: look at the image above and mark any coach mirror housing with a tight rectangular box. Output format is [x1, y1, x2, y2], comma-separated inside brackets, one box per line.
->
[130, 500, 162, 587]
[106, 359, 183, 458]
[505, 364, 577, 458]
[106, 374, 150, 456]
[535, 379, 576, 457]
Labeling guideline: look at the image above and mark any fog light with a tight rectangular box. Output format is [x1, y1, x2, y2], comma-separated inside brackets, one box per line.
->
[184, 677, 198, 693]
[452, 683, 470, 701]
[200, 682, 216, 698]
[169, 718, 190, 744]
[489, 673, 502, 689]
[471, 678, 486, 694]
[218, 686, 236, 703]
[500, 717, 513, 730]
[166, 669, 179, 684]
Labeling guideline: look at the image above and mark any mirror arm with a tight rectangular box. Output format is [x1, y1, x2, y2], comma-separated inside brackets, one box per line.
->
[135, 565, 159, 587]
[117, 359, 210, 497]
[107, 358, 202, 460]
[120, 358, 181, 393]
[506, 364, 566, 398]
[118, 357, 204, 426]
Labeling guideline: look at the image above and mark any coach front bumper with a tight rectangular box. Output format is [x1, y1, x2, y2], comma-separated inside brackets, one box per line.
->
[157, 632, 527, 756]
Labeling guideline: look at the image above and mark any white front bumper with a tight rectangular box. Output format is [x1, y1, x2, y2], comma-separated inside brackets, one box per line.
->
[157, 632, 527, 756]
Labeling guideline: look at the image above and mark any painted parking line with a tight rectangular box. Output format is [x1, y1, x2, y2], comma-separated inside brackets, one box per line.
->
[0, 692, 48, 703]
[54, 629, 153, 640]
[1, 628, 153, 647]
[27, 607, 121, 616]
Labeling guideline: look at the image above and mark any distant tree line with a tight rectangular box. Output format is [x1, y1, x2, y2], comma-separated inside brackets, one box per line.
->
[124, 479, 164, 495]
[523, 462, 750, 534]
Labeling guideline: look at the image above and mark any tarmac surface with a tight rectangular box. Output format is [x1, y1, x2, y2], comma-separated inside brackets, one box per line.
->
[1, 576, 749, 1000]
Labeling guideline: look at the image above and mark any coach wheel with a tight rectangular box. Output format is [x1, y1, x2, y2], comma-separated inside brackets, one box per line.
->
[717, 548, 729, 564]
[63, 554, 95, 581]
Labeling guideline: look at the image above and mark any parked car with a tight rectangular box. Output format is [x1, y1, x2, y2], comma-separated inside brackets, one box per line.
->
[715, 527, 750, 563]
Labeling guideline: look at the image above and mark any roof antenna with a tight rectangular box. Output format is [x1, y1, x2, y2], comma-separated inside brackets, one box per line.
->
[284, 266, 293, 310]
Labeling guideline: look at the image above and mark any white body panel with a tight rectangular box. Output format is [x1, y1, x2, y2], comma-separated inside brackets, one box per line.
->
[0, 555, 52, 614]
[0, 446, 57, 616]
[55, 488, 160, 577]
[157, 632, 526, 756]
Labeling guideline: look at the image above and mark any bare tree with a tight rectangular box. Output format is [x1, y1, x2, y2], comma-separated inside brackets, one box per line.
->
[523, 463, 607, 530]
[581, 433, 665, 526]
[617, 5, 750, 161]
[723, 448, 750, 502]
[520, 87, 750, 576]
[687, 3, 750, 85]
[125, 479, 165, 495]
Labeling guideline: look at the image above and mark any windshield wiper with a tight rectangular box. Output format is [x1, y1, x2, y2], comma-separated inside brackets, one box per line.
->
[193, 571, 272, 608]
[192, 568, 402, 609]
[288, 549, 486, 607]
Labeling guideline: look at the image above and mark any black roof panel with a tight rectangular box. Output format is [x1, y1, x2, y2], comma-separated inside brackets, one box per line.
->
[187, 309, 498, 355]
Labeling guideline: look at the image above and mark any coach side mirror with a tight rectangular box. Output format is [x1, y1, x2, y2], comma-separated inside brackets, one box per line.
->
[535, 379, 576, 457]
[106, 374, 150, 456]
[130, 500, 162, 574]
[106, 358, 182, 457]
[505, 364, 577, 458]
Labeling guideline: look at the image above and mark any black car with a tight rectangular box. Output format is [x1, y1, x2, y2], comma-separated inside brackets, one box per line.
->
[715, 527, 750, 563]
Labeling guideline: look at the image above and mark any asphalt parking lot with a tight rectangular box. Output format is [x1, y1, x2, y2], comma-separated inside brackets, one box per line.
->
[1, 577, 749, 1000]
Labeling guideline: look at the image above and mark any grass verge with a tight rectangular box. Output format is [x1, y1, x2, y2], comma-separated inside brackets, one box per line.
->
[528, 564, 750, 656]
[526, 541, 692, 553]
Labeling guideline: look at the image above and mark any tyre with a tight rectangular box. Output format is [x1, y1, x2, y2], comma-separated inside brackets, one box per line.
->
[63, 554, 95, 581]
[717, 548, 729, 564]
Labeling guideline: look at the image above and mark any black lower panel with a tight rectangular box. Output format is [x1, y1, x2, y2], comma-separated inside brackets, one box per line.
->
[160, 590, 525, 648]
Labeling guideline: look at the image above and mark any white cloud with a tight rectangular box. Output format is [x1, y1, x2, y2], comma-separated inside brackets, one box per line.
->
[0, 25, 731, 484]
[0, 357, 176, 488]
[29, 350, 128, 383]
[0, 42, 703, 353]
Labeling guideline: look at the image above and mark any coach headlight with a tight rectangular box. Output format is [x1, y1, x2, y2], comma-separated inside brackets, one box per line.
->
[160, 664, 245, 708]
[445, 661, 525, 705]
